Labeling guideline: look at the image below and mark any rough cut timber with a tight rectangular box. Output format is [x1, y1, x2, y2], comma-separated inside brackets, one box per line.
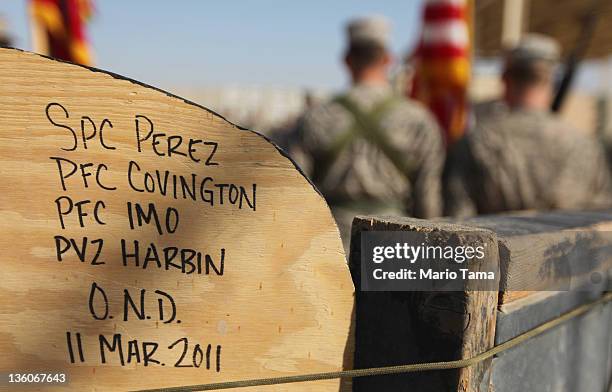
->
[349, 216, 500, 392]
[462, 211, 612, 304]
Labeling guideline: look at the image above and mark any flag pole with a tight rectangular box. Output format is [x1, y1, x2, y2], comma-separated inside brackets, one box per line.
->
[28, 2, 49, 55]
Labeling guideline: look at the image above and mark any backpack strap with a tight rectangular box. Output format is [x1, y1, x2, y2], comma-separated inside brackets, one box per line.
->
[314, 94, 415, 185]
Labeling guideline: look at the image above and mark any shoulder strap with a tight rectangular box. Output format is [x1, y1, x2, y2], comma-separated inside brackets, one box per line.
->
[309, 97, 360, 183]
[319, 95, 414, 183]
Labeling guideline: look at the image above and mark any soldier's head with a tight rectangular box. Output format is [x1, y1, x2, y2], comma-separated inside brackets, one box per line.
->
[344, 16, 392, 85]
[502, 34, 560, 111]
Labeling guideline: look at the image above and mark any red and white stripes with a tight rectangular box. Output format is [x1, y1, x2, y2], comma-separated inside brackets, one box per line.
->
[411, 0, 471, 145]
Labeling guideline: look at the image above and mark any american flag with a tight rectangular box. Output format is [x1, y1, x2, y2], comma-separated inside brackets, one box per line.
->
[411, 0, 471, 145]
[30, 0, 94, 65]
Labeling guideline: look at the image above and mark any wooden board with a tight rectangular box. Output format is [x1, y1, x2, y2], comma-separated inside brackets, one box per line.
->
[349, 212, 612, 391]
[349, 216, 499, 392]
[0, 48, 354, 391]
[461, 211, 612, 305]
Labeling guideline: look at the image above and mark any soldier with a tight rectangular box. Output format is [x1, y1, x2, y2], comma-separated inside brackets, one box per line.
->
[445, 34, 612, 216]
[286, 16, 445, 249]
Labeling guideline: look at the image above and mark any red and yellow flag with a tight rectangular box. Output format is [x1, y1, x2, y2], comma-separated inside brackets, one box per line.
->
[410, 0, 471, 145]
[29, 0, 94, 65]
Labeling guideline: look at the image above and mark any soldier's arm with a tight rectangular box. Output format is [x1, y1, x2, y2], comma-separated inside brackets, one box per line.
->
[411, 118, 445, 218]
[284, 112, 317, 177]
[294, 103, 348, 183]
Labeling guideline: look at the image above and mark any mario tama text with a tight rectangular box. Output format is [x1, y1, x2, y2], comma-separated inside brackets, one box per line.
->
[361, 231, 499, 291]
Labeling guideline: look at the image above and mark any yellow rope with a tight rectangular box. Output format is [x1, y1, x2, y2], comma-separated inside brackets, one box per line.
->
[133, 292, 612, 392]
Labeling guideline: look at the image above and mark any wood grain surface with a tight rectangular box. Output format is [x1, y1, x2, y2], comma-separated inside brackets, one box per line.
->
[462, 211, 612, 304]
[0, 48, 354, 391]
[349, 216, 499, 392]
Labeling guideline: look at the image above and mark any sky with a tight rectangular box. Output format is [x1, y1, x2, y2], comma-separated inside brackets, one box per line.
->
[3, 0, 610, 96]
[1, 0, 424, 91]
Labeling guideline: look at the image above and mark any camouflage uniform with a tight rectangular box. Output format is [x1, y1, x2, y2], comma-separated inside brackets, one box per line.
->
[444, 109, 612, 217]
[471, 99, 508, 124]
[289, 83, 445, 248]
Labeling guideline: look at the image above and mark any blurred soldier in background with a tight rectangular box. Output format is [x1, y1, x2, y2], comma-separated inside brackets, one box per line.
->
[286, 16, 444, 249]
[445, 34, 612, 217]
[471, 34, 556, 123]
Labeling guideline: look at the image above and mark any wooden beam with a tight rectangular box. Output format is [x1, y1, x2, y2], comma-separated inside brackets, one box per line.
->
[28, 3, 48, 55]
[459, 211, 612, 304]
[502, 0, 527, 48]
[349, 216, 499, 391]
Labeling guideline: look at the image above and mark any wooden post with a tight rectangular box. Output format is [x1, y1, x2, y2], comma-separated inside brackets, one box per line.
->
[349, 216, 500, 391]
[350, 211, 612, 391]
[28, 3, 49, 55]
[458, 211, 612, 390]
[502, 0, 527, 48]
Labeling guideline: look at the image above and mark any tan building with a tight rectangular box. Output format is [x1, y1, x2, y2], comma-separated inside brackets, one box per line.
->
[472, 0, 612, 134]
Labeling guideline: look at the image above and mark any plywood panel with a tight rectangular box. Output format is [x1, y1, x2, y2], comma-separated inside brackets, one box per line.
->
[0, 48, 354, 391]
